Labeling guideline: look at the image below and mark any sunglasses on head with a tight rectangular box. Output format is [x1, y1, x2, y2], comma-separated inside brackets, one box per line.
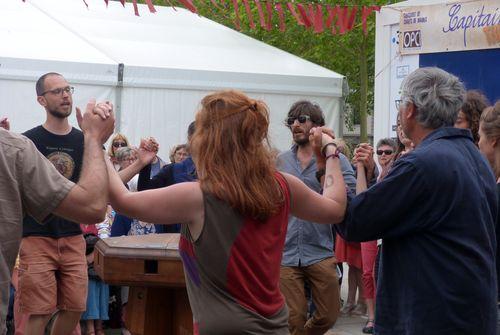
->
[377, 149, 394, 156]
[286, 115, 311, 126]
[113, 142, 127, 148]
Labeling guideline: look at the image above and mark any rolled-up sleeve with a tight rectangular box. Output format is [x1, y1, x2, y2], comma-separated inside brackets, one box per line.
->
[19, 139, 74, 223]
[336, 159, 429, 242]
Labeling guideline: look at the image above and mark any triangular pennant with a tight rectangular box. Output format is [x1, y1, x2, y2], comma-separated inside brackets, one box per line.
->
[336, 6, 357, 34]
[145, 0, 157, 13]
[179, 0, 198, 13]
[286, 3, 304, 26]
[313, 4, 324, 33]
[265, 1, 273, 31]
[325, 5, 338, 31]
[120, 0, 126, 7]
[132, 0, 140, 16]
[361, 5, 381, 35]
[232, 0, 241, 30]
[296, 3, 312, 28]
[275, 3, 286, 32]
[254, 0, 267, 29]
[242, 0, 256, 29]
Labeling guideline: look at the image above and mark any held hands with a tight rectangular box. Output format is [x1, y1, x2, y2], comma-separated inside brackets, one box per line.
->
[0, 117, 10, 131]
[353, 143, 375, 179]
[137, 137, 159, 165]
[309, 127, 336, 169]
[76, 99, 115, 145]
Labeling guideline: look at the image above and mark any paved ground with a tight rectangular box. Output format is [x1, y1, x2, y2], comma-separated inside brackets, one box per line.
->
[328, 264, 366, 335]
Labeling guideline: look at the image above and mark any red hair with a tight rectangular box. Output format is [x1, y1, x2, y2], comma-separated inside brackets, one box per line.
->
[191, 90, 283, 220]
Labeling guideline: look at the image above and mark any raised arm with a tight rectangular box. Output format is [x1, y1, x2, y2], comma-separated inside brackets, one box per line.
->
[117, 138, 157, 184]
[285, 128, 347, 224]
[52, 101, 115, 223]
[106, 157, 203, 225]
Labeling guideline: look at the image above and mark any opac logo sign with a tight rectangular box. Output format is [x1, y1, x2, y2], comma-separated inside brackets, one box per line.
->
[402, 30, 422, 49]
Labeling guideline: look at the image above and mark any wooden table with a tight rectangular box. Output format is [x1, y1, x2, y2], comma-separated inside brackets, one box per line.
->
[94, 234, 193, 335]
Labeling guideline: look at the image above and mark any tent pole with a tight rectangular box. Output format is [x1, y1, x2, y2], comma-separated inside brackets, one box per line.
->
[115, 63, 124, 132]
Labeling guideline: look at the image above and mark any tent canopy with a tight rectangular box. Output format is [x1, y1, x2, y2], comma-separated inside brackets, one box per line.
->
[1, 0, 345, 155]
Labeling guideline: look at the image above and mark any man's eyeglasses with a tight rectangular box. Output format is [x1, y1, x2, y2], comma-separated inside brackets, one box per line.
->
[113, 142, 127, 148]
[41, 86, 74, 96]
[395, 99, 402, 110]
[377, 149, 394, 156]
[286, 115, 311, 126]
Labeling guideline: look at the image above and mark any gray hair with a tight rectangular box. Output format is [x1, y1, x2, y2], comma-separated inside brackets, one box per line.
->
[115, 147, 136, 161]
[401, 67, 465, 129]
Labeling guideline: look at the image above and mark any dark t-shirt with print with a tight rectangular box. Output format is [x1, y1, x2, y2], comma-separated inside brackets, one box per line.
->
[22, 125, 83, 238]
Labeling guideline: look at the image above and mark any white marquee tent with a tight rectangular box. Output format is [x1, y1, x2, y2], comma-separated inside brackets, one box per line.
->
[1, 0, 346, 157]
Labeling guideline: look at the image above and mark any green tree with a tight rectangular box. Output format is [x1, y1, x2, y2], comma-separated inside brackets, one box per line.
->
[140, 0, 387, 142]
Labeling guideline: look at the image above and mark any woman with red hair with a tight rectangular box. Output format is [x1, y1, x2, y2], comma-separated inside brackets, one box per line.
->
[106, 90, 347, 334]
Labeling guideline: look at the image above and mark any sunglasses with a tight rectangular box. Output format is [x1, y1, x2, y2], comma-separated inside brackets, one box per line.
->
[113, 142, 127, 148]
[377, 149, 394, 156]
[286, 115, 311, 126]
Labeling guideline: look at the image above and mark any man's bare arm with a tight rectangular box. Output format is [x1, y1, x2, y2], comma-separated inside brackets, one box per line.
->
[53, 101, 115, 224]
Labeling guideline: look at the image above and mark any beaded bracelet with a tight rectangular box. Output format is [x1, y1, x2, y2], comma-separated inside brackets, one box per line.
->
[321, 142, 338, 157]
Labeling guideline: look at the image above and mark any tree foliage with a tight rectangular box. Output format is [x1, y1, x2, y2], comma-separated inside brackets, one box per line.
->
[140, 0, 389, 140]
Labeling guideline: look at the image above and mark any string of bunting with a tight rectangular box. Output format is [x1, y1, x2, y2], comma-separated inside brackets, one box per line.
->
[24, 0, 380, 35]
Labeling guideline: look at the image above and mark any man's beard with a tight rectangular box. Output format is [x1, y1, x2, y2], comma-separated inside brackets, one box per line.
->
[294, 135, 309, 146]
[48, 107, 71, 119]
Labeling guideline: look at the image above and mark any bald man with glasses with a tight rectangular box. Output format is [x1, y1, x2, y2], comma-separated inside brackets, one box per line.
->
[13, 72, 112, 335]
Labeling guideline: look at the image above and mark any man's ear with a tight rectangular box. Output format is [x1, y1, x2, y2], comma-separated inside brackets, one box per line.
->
[492, 138, 498, 149]
[37, 96, 47, 107]
[405, 102, 417, 120]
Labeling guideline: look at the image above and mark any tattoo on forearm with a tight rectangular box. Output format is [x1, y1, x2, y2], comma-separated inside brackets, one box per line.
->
[325, 175, 334, 188]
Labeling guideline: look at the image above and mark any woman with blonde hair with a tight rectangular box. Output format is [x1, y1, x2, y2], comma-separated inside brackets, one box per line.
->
[105, 90, 347, 334]
[107, 133, 130, 170]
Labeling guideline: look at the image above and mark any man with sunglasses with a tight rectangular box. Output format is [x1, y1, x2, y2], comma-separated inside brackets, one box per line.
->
[18, 72, 97, 334]
[277, 101, 356, 335]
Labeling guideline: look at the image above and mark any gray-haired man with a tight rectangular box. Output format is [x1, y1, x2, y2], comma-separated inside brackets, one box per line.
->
[336, 67, 497, 334]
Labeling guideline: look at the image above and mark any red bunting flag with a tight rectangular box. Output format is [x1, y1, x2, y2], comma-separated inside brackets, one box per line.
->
[103, 0, 108, 6]
[265, 1, 273, 31]
[254, 0, 267, 29]
[144, 0, 156, 13]
[275, 3, 286, 32]
[336, 5, 358, 34]
[242, 0, 256, 29]
[120, 0, 126, 6]
[296, 3, 312, 28]
[286, 3, 304, 26]
[232, 0, 241, 29]
[313, 4, 324, 33]
[179, 0, 198, 13]
[132, 0, 139, 15]
[325, 5, 338, 33]
[361, 5, 381, 35]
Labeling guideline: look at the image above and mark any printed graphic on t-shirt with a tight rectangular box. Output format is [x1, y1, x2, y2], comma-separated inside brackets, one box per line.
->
[47, 151, 75, 179]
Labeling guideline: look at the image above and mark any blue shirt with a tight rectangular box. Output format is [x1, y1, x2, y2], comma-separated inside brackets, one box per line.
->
[336, 127, 498, 335]
[172, 156, 197, 183]
[277, 146, 356, 267]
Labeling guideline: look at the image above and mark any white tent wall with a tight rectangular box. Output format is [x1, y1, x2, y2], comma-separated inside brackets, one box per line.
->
[120, 86, 339, 159]
[6, 0, 345, 158]
[0, 57, 117, 134]
[0, 0, 118, 134]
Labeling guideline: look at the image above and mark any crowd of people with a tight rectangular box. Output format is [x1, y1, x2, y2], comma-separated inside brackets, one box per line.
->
[0, 66, 498, 335]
